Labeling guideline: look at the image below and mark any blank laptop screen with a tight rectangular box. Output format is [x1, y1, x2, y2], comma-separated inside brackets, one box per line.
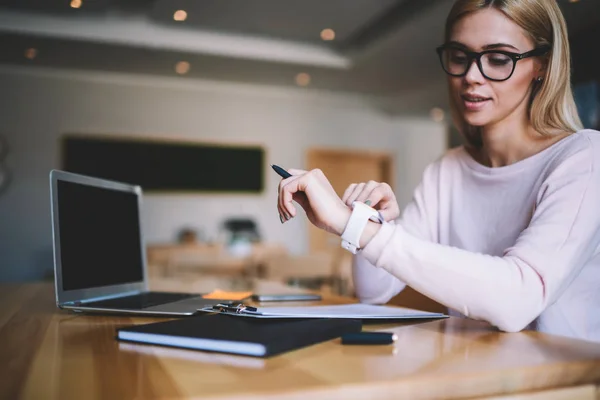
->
[57, 180, 144, 291]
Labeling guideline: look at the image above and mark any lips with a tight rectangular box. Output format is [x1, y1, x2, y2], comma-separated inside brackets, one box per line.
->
[461, 93, 491, 102]
[461, 93, 491, 111]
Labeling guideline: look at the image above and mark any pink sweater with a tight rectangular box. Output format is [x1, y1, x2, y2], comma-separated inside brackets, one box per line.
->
[354, 129, 600, 342]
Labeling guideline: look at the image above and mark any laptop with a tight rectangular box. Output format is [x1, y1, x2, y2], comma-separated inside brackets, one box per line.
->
[49, 169, 222, 316]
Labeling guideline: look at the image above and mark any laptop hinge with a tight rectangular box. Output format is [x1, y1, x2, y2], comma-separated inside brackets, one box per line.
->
[67, 290, 142, 305]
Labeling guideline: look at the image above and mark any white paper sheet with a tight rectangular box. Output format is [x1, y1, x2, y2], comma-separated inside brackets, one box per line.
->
[198, 303, 447, 320]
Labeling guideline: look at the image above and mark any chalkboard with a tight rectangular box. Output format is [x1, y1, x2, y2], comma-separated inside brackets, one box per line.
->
[61, 135, 264, 192]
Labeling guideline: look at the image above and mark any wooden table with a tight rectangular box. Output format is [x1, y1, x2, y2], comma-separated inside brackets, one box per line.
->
[2, 283, 600, 400]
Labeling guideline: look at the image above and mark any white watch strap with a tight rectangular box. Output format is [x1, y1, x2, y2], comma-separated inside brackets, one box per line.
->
[341, 202, 381, 254]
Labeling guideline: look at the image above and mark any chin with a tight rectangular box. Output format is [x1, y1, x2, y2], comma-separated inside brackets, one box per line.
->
[461, 111, 493, 127]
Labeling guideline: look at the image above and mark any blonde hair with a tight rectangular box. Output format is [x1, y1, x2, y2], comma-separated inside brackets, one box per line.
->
[445, 0, 582, 148]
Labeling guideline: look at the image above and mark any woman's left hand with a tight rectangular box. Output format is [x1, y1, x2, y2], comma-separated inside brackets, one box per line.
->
[341, 180, 400, 222]
[277, 168, 351, 236]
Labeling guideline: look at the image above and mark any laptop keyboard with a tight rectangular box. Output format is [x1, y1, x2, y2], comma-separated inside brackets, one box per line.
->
[82, 292, 199, 310]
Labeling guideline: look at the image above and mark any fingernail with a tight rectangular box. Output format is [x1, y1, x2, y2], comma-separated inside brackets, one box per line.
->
[279, 214, 284, 224]
[365, 200, 371, 206]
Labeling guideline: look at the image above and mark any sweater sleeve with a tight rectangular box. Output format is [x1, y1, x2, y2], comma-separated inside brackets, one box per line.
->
[360, 142, 600, 332]
[353, 162, 442, 304]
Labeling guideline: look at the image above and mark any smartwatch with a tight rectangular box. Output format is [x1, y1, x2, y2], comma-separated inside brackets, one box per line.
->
[341, 201, 383, 254]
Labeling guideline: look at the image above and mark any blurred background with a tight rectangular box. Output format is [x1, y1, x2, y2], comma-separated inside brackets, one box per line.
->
[0, 0, 598, 307]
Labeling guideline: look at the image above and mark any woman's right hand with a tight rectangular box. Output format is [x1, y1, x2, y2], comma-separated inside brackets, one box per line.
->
[278, 168, 351, 236]
[341, 181, 400, 222]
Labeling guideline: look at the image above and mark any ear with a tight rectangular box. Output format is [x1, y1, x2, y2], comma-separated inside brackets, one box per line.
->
[533, 54, 548, 81]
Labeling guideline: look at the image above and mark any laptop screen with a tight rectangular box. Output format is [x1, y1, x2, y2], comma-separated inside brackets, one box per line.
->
[57, 180, 144, 291]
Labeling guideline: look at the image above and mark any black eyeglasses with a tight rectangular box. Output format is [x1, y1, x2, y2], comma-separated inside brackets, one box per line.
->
[436, 45, 550, 82]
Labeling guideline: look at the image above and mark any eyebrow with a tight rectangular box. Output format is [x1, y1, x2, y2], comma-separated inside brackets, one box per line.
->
[447, 41, 520, 52]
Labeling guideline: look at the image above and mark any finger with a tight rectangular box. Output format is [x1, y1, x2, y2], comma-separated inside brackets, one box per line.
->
[377, 202, 400, 222]
[278, 201, 292, 222]
[363, 183, 392, 209]
[278, 175, 302, 219]
[276, 189, 286, 222]
[279, 170, 310, 220]
[378, 210, 395, 222]
[355, 181, 379, 203]
[345, 183, 365, 207]
[375, 197, 400, 222]
[364, 189, 385, 209]
[279, 174, 306, 219]
[292, 191, 310, 212]
[287, 168, 308, 176]
[342, 184, 357, 204]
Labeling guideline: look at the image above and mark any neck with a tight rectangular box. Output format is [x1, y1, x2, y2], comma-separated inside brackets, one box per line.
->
[473, 107, 566, 168]
[479, 113, 533, 167]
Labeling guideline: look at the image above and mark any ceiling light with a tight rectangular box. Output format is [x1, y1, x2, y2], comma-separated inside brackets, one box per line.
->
[173, 10, 187, 21]
[70, 0, 82, 9]
[175, 61, 190, 75]
[24, 48, 38, 60]
[568, 0, 579, 3]
[295, 73, 311, 87]
[320, 29, 335, 41]
[430, 107, 445, 122]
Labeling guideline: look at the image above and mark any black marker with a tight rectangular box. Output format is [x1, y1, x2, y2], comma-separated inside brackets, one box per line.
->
[271, 164, 292, 179]
[341, 332, 398, 345]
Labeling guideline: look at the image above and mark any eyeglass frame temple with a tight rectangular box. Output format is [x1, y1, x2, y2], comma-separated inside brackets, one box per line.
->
[514, 45, 551, 60]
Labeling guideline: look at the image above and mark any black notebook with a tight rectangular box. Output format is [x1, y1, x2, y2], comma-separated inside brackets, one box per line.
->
[116, 314, 362, 357]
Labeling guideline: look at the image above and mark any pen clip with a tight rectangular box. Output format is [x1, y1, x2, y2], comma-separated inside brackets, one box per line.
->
[212, 303, 258, 314]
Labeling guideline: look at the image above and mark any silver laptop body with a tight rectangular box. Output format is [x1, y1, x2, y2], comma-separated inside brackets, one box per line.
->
[49, 169, 220, 316]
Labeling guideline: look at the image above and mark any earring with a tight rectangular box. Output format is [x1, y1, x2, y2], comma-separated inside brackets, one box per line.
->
[535, 77, 544, 83]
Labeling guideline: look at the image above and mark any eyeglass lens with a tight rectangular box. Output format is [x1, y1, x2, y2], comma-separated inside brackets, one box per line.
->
[440, 48, 514, 80]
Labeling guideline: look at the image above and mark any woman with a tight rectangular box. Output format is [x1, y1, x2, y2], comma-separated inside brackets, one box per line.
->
[276, 0, 600, 342]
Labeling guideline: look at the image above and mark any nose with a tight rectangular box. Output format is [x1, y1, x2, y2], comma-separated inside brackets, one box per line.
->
[464, 59, 485, 84]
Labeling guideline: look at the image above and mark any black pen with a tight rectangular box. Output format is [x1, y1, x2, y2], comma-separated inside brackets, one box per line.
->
[341, 332, 398, 345]
[271, 164, 292, 179]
